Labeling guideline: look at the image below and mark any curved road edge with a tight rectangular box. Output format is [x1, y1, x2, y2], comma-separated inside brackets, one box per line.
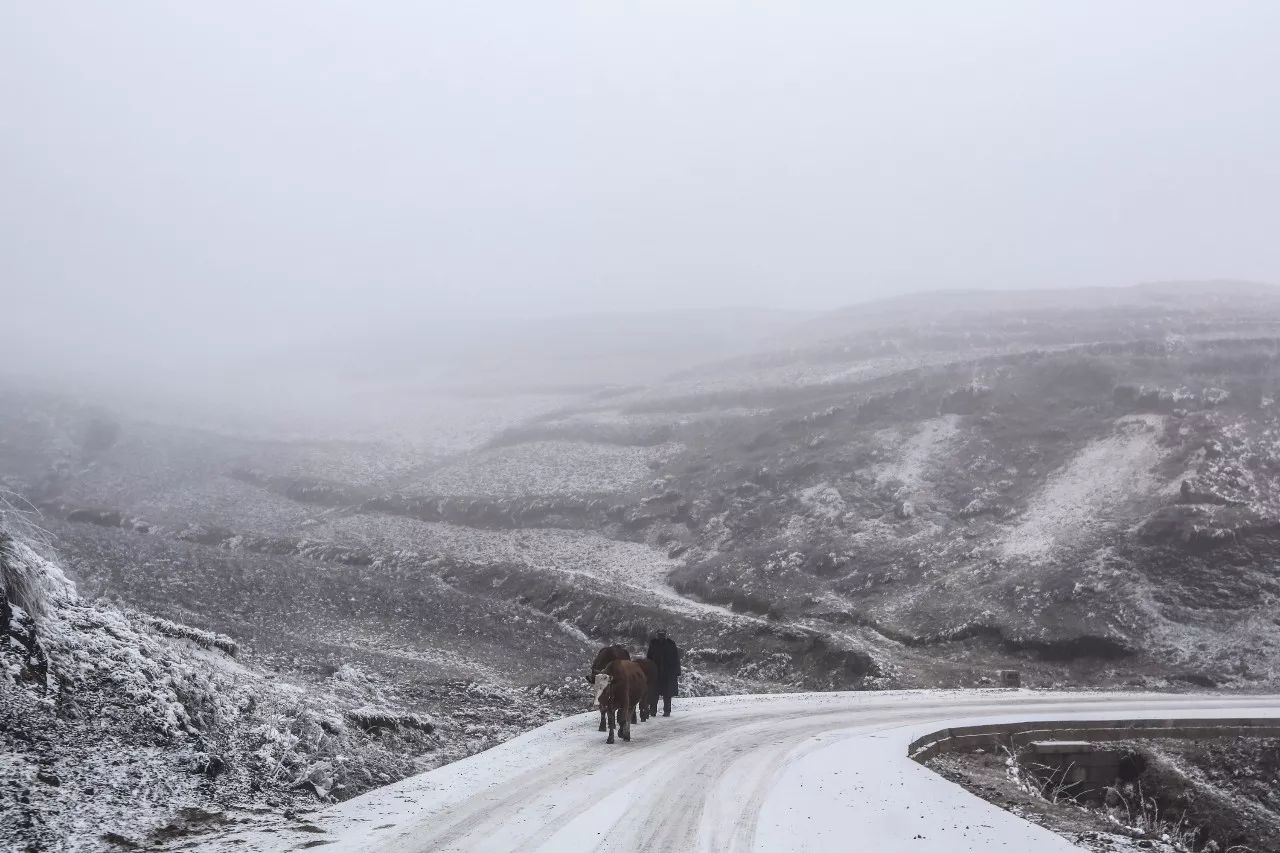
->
[211, 690, 1280, 853]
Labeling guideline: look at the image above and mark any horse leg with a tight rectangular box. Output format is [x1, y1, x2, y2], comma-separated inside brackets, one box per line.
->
[598, 709, 606, 732]
[620, 692, 632, 741]
[606, 707, 615, 744]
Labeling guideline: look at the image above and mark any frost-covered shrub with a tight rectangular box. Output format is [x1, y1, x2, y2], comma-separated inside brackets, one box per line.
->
[347, 705, 435, 733]
[736, 652, 795, 683]
[1, 531, 75, 618]
[139, 614, 238, 656]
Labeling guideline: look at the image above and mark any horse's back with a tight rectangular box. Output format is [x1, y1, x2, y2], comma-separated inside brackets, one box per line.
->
[606, 658, 648, 696]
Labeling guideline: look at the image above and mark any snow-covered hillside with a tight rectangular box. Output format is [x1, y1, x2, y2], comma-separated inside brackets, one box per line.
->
[9, 283, 1280, 848]
[0, 532, 582, 851]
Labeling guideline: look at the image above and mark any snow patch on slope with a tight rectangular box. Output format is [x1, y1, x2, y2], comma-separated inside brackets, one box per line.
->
[1001, 414, 1167, 563]
[408, 441, 682, 497]
[313, 513, 750, 624]
[321, 514, 679, 593]
[874, 415, 962, 491]
[548, 406, 768, 428]
[796, 482, 849, 522]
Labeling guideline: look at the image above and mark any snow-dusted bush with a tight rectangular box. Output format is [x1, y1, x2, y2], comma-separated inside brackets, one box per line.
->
[347, 705, 435, 733]
[1, 500, 74, 618]
[139, 614, 239, 656]
[6, 546, 73, 623]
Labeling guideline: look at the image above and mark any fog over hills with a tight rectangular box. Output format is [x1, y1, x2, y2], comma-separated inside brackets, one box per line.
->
[10, 281, 1280, 847]
[5, 2, 1280, 849]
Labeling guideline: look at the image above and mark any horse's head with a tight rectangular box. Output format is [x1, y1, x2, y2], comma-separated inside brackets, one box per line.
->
[590, 649, 612, 674]
[591, 672, 612, 709]
[591, 644, 629, 675]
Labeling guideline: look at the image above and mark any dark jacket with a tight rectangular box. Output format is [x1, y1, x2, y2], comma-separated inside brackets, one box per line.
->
[646, 636, 680, 694]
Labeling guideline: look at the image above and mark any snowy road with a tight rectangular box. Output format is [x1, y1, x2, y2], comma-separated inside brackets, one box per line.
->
[231, 690, 1280, 853]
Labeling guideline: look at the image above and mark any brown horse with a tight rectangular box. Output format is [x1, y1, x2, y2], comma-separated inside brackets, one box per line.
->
[589, 645, 630, 732]
[592, 658, 648, 744]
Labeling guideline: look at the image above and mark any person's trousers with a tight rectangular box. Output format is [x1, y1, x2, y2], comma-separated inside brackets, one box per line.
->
[661, 693, 672, 716]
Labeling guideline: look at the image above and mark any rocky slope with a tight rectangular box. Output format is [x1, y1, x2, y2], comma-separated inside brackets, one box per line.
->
[0, 529, 599, 851]
[650, 293, 1280, 686]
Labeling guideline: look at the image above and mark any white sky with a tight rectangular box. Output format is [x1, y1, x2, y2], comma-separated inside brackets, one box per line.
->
[3, 2, 1279, 374]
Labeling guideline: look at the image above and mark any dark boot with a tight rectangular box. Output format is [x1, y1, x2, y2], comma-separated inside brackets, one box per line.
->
[662, 694, 672, 717]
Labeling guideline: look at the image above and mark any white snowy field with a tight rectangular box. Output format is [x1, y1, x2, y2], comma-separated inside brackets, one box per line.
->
[211, 690, 1280, 853]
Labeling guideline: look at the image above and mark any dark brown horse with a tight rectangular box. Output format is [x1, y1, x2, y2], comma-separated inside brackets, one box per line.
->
[636, 658, 659, 720]
[593, 658, 648, 744]
[589, 645, 630, 732]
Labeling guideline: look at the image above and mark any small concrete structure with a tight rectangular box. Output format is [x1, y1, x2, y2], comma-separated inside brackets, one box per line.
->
[998, 669, 1021, 688]
[1025, 741, 1124, 794]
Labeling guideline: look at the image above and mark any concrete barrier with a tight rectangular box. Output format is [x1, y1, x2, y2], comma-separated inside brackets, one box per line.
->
[908, 716, 1280, 763]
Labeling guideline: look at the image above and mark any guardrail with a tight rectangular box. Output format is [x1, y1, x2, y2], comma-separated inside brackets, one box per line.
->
[908, 716, 1280, 762]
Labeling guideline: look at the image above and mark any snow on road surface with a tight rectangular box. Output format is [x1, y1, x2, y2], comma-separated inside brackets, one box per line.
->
[217, 690, 1280, 853]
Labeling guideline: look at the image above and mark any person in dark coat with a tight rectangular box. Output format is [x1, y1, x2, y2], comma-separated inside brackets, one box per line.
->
[645, 629, 681, 717]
